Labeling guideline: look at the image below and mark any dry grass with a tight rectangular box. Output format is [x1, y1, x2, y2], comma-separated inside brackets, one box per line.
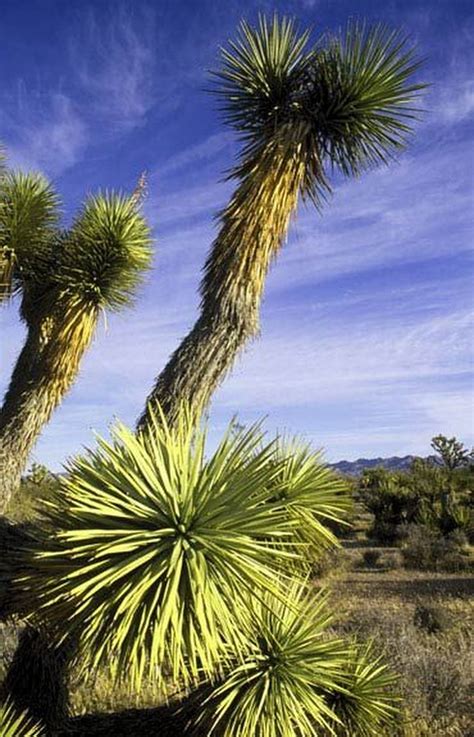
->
[322, 562, 474, 737]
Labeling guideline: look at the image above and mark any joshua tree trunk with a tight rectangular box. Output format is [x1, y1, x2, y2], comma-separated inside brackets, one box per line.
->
[2, 628, 76, 733]
[0, 305, 97, 513]
[138, 134, 308, 431]
[0, 307, 97, 731]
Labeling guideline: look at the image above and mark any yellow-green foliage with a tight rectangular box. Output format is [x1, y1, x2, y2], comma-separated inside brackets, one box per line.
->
[13, 409, 366, 731]
[17, 410, 351, 695]
[191, 582, 396, 737]
[0, 701, 43, 737]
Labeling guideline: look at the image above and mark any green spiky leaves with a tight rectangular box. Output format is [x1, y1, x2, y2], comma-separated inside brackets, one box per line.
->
[329, 643, 399, 736]
[19, 413, 305, 689]
[191, 582, 397, 737]
[307, 22, 425, 175]
[269, 439, 352, 555]
[0, 168, 152, 320]
[15, 410, 396, 735]
[58, 193, 152, 311]
[213, 15, 312, 147]
[213, 15, 425, 203]
[0, 172, 60, 301]
[0, 701, 44, 737]
[193, 583, 345, 737]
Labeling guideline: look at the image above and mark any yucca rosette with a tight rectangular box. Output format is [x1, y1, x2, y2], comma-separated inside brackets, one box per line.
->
[191, 581, 346, 737]
[267, 439, 352, 555]
[18, 412, 304, 690]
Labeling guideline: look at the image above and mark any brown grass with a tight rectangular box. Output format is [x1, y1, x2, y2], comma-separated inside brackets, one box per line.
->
[321, 559, 474, 737]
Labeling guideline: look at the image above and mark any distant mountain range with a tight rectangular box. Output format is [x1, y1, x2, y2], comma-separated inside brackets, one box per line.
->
[329, 455, 437, 477]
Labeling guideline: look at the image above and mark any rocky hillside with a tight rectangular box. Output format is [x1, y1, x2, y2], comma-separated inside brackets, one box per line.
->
[330, 455, 437, 477]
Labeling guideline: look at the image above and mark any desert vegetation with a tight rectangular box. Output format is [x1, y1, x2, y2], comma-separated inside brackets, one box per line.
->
[2, 11, 469, 737]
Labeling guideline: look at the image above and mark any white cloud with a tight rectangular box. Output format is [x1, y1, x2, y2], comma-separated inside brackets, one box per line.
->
[159, 132, 234, 177]
[4, 92, 87, 176]
[72, 5, 157, 131]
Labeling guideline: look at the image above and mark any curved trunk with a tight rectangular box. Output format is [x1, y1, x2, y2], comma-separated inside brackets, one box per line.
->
[0, 304, 97, 513]
[138, 135, 307, 430]
[1, 305, 97, 728]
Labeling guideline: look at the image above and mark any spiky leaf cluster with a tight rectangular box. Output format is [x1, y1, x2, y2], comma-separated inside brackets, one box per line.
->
[214, 15, 424, 205]
[0, 167, 152, 320]
[15, 410, 396, 735]
[213, 15, 312, 147]
[18, 413, 309, 690]
[267, 439, 352, 555]
[191, 581, 396, 737]
[0, 172, 60, 301]
[0, 701, 44, 737]
[305, 22, 425, 176]
[329, 642, 398, 736]
[55, 193, 152, 312]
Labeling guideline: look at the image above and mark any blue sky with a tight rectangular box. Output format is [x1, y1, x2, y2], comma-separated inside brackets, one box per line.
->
[0, 0, 473, 469]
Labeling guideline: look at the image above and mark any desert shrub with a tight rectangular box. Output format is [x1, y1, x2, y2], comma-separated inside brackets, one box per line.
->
[360, 469, 419, 544]
[311, 546, 351, 579]
[362, 549, 381, 568]
[379, 551, 403, 570]
[401, 525, 472, 572]
[447, 529, 469, 548]
[393, 630, 472, 724]
[360, 452, 474, 545]
[413, 604, 451, 634]
[5, 467, 59, 523]
[329, 593, 473, 737]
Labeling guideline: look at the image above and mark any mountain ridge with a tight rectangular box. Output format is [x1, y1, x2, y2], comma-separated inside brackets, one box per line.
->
[329, 454, 437, 477]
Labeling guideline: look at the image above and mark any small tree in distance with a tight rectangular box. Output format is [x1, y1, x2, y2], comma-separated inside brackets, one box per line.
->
[431, 434, 474, 472]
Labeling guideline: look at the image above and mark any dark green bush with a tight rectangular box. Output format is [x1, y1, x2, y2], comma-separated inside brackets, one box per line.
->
[360, 469, 419, 544]
[360, 454, 474, 545]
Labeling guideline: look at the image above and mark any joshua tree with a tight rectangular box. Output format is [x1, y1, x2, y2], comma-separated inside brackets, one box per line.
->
[431, 434, 473, 472]
[3, 14, 425, 734]
[138, 15, 424, 431]
[0, 172, 152, 512]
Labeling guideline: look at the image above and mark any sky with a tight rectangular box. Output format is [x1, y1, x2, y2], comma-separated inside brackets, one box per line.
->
[0, 0, 473, 469]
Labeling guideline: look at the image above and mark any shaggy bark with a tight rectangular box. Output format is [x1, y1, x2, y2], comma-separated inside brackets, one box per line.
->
[0, 307, 96, 513]
[138, 137, 305, 430]
[2, 628, 75, 732]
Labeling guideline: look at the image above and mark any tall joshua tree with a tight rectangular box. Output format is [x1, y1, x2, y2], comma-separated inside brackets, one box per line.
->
[138, 15, 424, 431]
[0, 172, 152, 511]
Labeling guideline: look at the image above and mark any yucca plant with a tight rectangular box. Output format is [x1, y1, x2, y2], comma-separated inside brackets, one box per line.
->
[190, 580, 397, 737]
[329, 642, 398, 737]
[138, 14, 424, 431]
[0, 177, 152, 511]
[267, 439, 352, 556]
[16, 412, 344, 692]
[0, 700, 43, 737]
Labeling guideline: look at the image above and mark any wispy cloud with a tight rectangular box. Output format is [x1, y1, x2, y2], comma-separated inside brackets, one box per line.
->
[2, 90, 87, 175]
[435, 79, 474, 124]
[159, 132, 234, 177]
[72, 5, 157, 131]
